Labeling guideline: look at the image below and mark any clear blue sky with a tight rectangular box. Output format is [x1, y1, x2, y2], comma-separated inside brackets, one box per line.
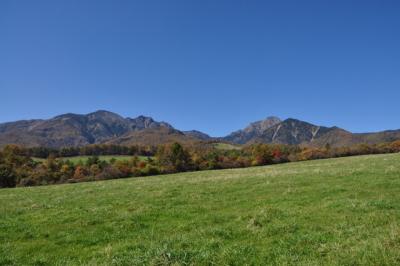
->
[1, 0, 399, 137]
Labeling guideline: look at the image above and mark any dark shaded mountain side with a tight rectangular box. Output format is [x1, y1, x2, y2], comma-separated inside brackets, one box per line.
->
[310, 128, 400, 147]
[0, 111, 203, 148]
[105, 127, 202, 146]
[182, 130, 212, 140]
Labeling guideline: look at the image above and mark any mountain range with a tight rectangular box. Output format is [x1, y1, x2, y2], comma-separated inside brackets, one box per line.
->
[0, 110, 399, 148]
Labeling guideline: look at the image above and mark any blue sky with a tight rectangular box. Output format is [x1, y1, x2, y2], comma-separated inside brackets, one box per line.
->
[1, 0, 399, 137]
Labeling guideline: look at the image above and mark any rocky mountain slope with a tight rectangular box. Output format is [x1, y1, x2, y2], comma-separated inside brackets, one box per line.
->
[0, 111, 399, 148]
[106, 127, 201, 146]
[182, 130, 212, 140]
[0, 111, 202, 147]
[224, 116, 281, 144]
[223, 117, 400, 147]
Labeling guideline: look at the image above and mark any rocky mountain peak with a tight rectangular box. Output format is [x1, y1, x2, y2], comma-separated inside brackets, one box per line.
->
[127, 115, 173, 131]
[224, 116, 281, 144]
[244, 116, 282, 133]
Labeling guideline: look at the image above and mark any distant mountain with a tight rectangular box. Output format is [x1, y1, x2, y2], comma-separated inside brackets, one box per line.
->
[223, 118, 400, 147]
[0, 111, 399, 148]
[224, 118, 335, 145]
[310, 128, 400, 147]
[254, 118, 337, 145]
[0, 111, 198, 148]
[182, 130, 211, 140]
[126, 115, 174, 131]
[224, 116, 281, 144]
[107, 127, 202, 146]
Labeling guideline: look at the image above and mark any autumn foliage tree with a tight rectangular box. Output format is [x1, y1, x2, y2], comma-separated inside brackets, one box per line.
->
[0, 145, 34, 187]
[156, 142, 192, 173]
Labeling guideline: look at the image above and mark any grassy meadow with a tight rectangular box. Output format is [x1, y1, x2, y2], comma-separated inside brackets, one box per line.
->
[213, 142, 242, 150]
[33, 155, 150, 164]
[1, 153, 400, 265]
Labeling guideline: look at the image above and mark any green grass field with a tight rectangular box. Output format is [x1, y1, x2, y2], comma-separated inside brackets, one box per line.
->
[33, 155, 150, 164]
[213, 142, 242, 150]
[1, 153, 400, 265]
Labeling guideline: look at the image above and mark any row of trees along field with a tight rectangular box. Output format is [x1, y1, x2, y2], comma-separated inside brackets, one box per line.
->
[27, 144, 157, 158]
[1, 140, 400, 188]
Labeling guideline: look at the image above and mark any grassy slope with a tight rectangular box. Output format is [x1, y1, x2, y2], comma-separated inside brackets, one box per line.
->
[213, 142, 242, 150]
[1, 153, 400, 265]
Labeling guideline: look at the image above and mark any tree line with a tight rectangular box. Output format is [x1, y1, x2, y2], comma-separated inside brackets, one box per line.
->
[26, 144, 157, 158]
[1, 140, 400, 188]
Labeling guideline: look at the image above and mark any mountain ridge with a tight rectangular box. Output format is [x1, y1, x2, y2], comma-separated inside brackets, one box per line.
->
[0, 110, 399, 148]
[0, 110, 191, 148]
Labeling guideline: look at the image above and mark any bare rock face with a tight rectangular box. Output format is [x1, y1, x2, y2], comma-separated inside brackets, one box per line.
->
[224, 116, 282, 144]
[248, 118, 334, 145]
[126, 115, 174, 131]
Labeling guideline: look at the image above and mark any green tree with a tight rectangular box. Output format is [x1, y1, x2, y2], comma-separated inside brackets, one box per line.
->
[156, 142, 192, 173]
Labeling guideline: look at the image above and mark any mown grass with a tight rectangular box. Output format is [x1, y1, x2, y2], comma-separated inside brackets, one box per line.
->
[33, 155, 150, 164]
[1, 153, 400, 265]
[213, 142, 242, 150]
